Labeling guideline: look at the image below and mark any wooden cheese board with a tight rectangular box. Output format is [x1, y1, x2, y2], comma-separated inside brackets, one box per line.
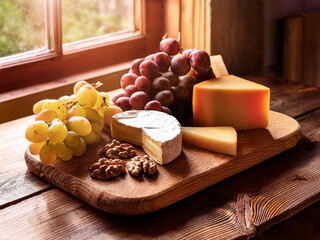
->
[25, 110, 301, 215]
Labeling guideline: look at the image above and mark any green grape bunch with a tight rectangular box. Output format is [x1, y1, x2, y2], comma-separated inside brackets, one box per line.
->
[25, 80, 123, 165]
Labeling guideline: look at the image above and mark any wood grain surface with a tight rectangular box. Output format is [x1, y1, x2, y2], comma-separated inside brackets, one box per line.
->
[1, 75, 319, 239]
[25, 111, 301, 215]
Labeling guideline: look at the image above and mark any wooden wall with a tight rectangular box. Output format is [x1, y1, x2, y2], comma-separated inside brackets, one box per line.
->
[210, 0, 265, 76]
[264, 0, 320, 71]
[208, 0, 320, 77]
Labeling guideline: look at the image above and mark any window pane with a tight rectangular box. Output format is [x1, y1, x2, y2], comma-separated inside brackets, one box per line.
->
[62, 0, 135, 44]
[0, 0, 46, 58]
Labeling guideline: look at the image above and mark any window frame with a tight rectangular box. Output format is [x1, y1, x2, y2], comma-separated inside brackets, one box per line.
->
[0, 0, 166, 93]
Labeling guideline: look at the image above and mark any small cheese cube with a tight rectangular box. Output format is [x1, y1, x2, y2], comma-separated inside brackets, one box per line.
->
[182, 126, 237, 156]
[193, 75, 270, 130]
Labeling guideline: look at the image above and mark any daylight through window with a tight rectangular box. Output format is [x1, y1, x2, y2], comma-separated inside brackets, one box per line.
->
[0, 0, 137, 62]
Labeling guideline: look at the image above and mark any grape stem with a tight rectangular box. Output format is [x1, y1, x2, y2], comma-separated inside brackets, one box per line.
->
[162, 33, 168, 40]
[63, 100, 78, 110]
[92, 81, 103, 89]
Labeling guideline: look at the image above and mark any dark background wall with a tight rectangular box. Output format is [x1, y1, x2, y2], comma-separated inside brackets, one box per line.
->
[210, 0, 320, 76]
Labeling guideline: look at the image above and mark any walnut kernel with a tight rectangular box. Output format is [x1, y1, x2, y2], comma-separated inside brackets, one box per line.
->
[127, 155, 157, 177]
[89, 158, 126, 180]
[102, 139, 136, 159]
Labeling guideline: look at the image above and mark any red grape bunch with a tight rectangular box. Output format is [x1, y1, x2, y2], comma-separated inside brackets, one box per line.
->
[113, 36, 215, 122]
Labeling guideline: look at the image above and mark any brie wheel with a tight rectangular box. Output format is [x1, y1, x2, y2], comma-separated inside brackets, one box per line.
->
[111, 110, 182, 165]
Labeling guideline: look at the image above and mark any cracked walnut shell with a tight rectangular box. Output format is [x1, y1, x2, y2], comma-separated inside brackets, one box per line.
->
[102, 139, 136, 159]
[89, 158, 126, 180]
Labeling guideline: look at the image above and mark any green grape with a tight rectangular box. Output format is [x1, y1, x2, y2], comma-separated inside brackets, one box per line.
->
[95, 106, 104, 120]
[64, 131, 81, 148]
[29, 141, 46, 155]
[58, 95, 69, 103]
[48, 121, 68, 143]
[73, 138, 87, 157]
[42, 99, 68, 120]
[54, 142, 68, 157]
[67, 105, 86, 119]
[73, 80, 88, 94]
[67, 116, 92, 136]
[60, 147, 73, 161]
[77, 84, 97, 108]
[35, 109, 59, 123]
[69, 94, 77, 102]
[84, 108, 103, 126]
[100, 92, 110, 105]
[25, 121, 49, 143]
[103, 105, 122, 125]
[33, 99, 48, 115]
[93, 90, 103, 109]
[82, 130, 100, 144]
[39, 144, 57, 165]
[51, 118, 61, 124]
[90, 120, 103, 132]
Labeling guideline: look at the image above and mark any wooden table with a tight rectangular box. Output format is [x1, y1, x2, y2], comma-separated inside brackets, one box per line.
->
[1, 76, 320, 239]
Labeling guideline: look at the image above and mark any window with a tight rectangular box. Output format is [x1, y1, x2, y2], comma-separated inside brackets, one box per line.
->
[0, 0, 46, 58]
[62, 0, 134, 44]
[0, 0, 165, 93]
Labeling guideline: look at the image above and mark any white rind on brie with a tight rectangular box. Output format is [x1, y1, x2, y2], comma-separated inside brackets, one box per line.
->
[111, 110, 182, 165]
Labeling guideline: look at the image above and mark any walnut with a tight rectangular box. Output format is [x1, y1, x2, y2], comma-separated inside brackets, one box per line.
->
[89, 158, 126, 180]
[102, 139, 136, 159]
[127, 159, 142, 176]
[141, 155, 157, 175]
[127, 155, 157, 176]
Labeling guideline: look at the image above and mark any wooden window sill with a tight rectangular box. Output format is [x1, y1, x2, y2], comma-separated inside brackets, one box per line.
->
[0, 62, 130, 123]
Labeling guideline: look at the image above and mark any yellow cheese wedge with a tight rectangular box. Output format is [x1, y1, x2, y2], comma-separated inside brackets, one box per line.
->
[182, 126, 237, 156]
[193, 75, 270, 130]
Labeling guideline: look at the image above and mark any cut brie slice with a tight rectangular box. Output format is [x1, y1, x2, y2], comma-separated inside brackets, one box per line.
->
[111, 110, 182, 165]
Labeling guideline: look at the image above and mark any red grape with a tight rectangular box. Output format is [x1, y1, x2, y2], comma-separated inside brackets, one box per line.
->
[154, 90, 174, 107]
[130, 58, 144, 76]
[171, 86, 191, 102]
[162, 71, 179, 86]
[171, 54, 191, 76]
[144, 100, 162, 111]
[124, 85, 138, 97]
[135, 76, 151, 93]
[194, 67, 215, 82]
[129, 91, 150, 110]
[179, 75, 197, 91]
[145, 54, 155, 61]
[189, 50, 211, 73]
[112, 92, 126, 104]
[154, 52, 171, 73]
[152, 77, 171, 92]
[139, 60, 160, 80]
[182, 49, 194, 58]
[116, 97, 132, 111]
[161, 106, 172, 115]
[160, 38, 181, 56]
[120, 73, 138, 89]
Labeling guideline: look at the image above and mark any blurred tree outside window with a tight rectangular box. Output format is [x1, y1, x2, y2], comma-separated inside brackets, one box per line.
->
[0, 0, 46, 58]
[0, 0, 134, 58]
[62, 0, 133, 44]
